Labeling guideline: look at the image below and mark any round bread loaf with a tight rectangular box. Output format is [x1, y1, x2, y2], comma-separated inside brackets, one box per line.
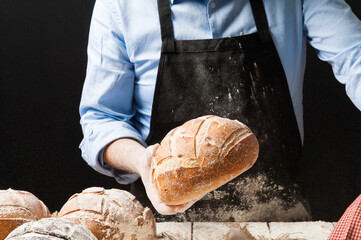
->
[152, 115, 259, 205]
[5, 218, 96, 240]
[0, 189, 51, 240]
[58, 187, 156, 240]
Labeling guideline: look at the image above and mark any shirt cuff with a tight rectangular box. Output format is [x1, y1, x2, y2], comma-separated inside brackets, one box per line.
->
[80, 120, 146, 184]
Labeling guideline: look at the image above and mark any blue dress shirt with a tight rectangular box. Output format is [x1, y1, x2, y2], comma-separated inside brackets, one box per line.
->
[79, 0, 361, 184]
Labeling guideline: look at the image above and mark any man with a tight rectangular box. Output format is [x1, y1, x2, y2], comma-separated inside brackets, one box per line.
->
[79, 0, 361, 221]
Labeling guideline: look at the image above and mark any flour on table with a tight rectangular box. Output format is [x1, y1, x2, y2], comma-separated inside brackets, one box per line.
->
[157, 173, 311, 222]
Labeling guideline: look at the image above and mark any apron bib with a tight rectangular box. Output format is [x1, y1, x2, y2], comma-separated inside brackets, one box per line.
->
[131, 0, 311, 222]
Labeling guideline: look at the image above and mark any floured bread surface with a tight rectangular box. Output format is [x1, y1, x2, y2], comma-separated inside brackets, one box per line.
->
[152, 115, 259, 205]
[5, 218, 96, 240]
[58, 187, 156, 240]
[0, 189, 51, 239]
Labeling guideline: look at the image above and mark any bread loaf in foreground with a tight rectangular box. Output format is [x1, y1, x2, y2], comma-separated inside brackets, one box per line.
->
[58, 187, 156, 240]
[0, 189, 51, 240]
[152, 115, 259, 205]
[5, 218, 96, 240]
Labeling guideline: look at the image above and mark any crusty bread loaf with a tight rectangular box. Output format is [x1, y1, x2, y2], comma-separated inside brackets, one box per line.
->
[152, 115, 259, 205]
[58, 187, 156, 240]
[5, 218, 96, 240]
[0, 189, 51, 240]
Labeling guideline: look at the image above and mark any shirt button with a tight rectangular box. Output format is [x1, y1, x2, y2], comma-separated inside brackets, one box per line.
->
[211, 2, 216, 8]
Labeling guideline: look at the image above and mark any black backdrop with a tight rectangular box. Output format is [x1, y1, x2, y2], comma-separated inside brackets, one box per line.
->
[0, 0, 360, 221]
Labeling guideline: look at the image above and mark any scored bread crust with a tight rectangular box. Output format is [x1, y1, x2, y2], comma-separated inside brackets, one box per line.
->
[152, 115, 259, 205]
[0, 189, 51, 239]
[5, 218, 97, 240]
[58, 187, 156, 240]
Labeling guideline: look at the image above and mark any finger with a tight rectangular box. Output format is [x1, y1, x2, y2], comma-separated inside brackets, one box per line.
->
[154, 199, 199, 215]
[142, 177, 175, 215]
[174, 199, 198, 213]
[151, 143, 160, 154]
[154, 202, 179, 215]
[144, 177, 201, 214]
[147, 143, 160, 156]
[145, 144, 160, 166]
[173, 193, 206, 213]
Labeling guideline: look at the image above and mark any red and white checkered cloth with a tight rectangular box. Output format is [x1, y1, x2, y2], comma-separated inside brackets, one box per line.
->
[328, 194, 361, 240]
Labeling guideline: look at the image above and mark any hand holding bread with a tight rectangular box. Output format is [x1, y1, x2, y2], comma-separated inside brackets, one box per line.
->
[152, 115, 259, 206]
[140, 144, 199, 215]
[103, 137, 197, 215]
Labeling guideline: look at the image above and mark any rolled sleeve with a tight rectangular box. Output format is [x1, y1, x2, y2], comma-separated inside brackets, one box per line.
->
[303, 0, 361, 111]
[79, 0, 144, 184]
[326, 43, 361, 111]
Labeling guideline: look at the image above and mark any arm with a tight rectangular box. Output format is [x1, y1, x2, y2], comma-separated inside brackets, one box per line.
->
[80, 0, 194, 214]
[103, 139, 147, 177]
[303, 0, 361, 111]
[79, 0, 141, 184]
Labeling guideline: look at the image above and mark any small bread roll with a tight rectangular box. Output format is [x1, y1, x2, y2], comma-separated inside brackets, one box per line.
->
[152, 115, 259, 205]
[0, 189, 51, 240]
[58, 187, 156, 240]
[5, 218, 96, 240]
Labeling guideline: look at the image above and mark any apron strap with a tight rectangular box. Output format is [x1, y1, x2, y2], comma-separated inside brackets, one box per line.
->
[157, 0, 176, 52]
[249, 0, 272, 42]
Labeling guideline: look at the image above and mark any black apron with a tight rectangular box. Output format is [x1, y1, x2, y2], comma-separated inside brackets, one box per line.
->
[131, 0, 311, 222]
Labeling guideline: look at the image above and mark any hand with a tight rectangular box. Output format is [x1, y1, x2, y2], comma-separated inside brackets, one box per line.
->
[139, 144, 198, 215]
[104, 139, 200, 215]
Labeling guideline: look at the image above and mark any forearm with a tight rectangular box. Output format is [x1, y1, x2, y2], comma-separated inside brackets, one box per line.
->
[103, 138, 146, 177]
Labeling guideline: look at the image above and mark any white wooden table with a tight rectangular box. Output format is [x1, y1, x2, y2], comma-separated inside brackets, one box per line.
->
[156, 221, 336, 240]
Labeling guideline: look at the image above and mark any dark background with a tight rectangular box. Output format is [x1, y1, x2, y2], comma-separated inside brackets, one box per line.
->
[0, 0, 360, 221]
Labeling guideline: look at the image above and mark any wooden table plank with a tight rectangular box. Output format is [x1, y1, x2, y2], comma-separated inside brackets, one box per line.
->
[156, 222, 192, 240]
[192, 222, 270, 240]
[156, 221, 335, 239]
[268, 221, 334, 240]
